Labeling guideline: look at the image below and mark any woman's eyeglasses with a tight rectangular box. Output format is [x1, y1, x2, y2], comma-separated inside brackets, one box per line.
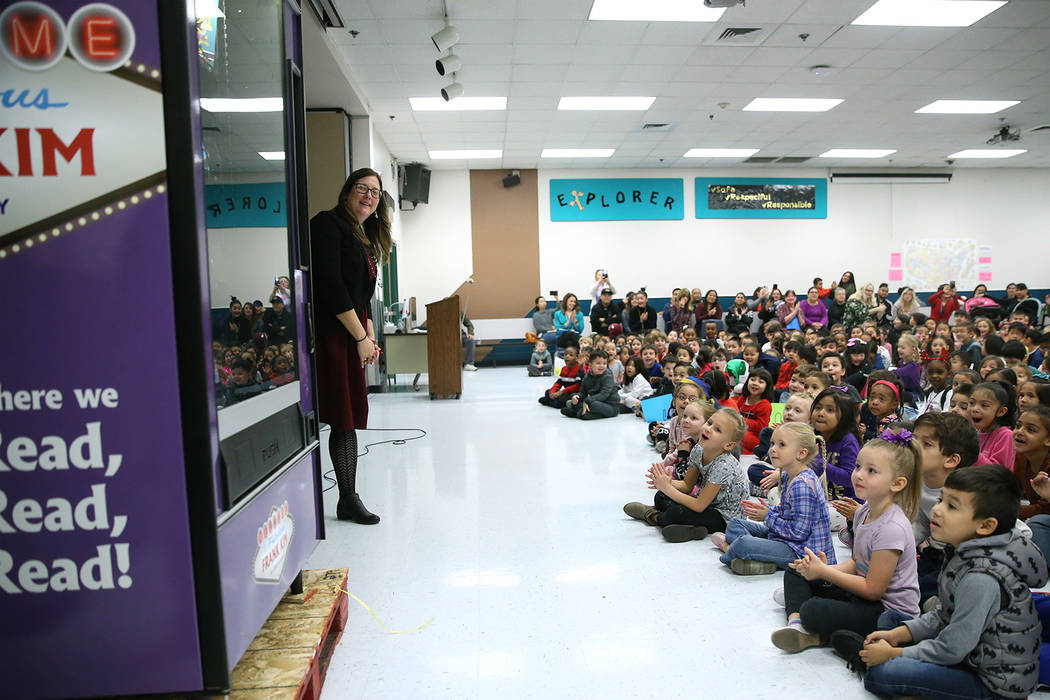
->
[353, 183, 382, 199]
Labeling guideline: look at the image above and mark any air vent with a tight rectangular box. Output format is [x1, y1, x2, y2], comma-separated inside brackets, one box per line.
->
[719, 27, 761, 41]
[744, 156, 777, 163]
[1027, 124, 1050, 133]
[639, 122, 676, 132]
[704, 25, 771, 46]
[777, 156, 813, 164]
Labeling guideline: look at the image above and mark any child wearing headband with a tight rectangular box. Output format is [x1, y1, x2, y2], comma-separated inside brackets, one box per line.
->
[860, 371, 904, 442]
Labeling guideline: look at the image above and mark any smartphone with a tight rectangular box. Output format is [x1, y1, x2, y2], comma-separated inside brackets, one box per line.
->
[549, 290, 558, 298]
[274, 276, 280, 285]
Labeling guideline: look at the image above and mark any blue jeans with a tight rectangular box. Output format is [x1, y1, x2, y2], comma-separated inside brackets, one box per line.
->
[747, 461, 773, 487]
[718, 518, 797, 569]
[865, 656, 999, 699]
[1028, 514, 1050, 567]
[876, 607, 912, 631]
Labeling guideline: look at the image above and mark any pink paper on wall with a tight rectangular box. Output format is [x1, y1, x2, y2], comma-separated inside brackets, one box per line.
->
[978, 256, 992, 264]
[890, 252, 902, 267]
[979, 271, 993, 282]
[888, 269, 903, 281]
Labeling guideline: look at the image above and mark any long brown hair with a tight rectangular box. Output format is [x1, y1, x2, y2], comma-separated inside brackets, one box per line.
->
[337, 167, 393, 263]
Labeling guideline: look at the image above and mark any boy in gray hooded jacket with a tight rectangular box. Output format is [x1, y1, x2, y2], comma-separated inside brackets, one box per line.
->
[838, 464, 1048, 699]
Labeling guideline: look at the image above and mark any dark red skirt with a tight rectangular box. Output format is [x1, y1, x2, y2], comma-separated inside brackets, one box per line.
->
[316, 322, 369, 430]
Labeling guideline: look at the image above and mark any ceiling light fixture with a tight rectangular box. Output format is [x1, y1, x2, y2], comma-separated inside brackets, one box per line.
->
[200, 97, 283, 112]
[441, 82, 464, 102]
[195, 0, 224, 19]
[558, 96, 655, 111]
[258, 151, 285, 160]
[436, 54, 462, 76]
[946, 149, 1026, 159]
[915, 99, 1020, 114]
[852, 0, 1007, 27]
[409, 96, 507, 111]
[541, 148, 616, 158]
[819, 149, 897, 158]
[743, 98, 844, 112]
[683, 148, 759, 158]
[431, 25, 459, 52]
[429, 149, 503, 159]
[588, 0, 726, 21]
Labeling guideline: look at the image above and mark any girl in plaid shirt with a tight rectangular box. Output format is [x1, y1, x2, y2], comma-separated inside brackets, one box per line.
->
[712, 422, 836, 575]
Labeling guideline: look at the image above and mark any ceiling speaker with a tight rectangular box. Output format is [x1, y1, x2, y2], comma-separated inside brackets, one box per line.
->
[502, 171, 520, 188]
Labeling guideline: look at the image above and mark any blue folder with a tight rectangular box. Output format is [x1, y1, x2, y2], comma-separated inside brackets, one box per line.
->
[639, 393, 673, 422]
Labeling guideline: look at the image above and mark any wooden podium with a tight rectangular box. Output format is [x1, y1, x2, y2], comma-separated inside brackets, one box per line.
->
[425, 295, 462, 399]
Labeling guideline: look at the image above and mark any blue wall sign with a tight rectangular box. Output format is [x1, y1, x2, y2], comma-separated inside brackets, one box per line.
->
[204, 182, 287, 228]
[695, 177, 827, 219]
[550, 178, 684, 221]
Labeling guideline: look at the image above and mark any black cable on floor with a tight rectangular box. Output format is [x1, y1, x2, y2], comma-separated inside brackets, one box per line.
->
[318, 425, 427, 492]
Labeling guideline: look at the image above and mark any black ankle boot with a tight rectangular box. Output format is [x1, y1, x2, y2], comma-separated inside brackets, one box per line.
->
[337, 493, 380, 524]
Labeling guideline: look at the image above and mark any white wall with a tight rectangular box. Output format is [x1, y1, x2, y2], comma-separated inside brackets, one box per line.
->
[535, 167, 1049, 298]
[395, 170, 473, 323]
[207, 226, 290, 305]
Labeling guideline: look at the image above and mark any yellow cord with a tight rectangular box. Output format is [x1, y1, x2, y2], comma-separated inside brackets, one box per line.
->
[338, 588, 435, 634]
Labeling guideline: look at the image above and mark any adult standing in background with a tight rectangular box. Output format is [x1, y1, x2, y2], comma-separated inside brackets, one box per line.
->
[827, 286, 848, 327]
[800, 287, 829, 330]
[310, 168, 391, 525]
[272, 275, 291, 306]
[694, 289, 723, 329]
[590, 269, 615, 307]
[928, 282, 964, 323]
[532, 295, 556, 344]
[554, 292, 584, 348]
[838, 270, 857, 298]
[893, 286, 921, 321]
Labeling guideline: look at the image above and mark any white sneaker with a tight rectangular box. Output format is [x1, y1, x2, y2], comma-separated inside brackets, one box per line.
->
[773, 587, 784, 606]
[463, 364, 478, 371]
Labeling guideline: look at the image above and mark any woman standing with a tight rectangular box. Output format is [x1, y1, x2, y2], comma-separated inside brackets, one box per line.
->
[837, 271, 857, 298]
[590, 269, 615, 306]
[310, 168, 391, 524]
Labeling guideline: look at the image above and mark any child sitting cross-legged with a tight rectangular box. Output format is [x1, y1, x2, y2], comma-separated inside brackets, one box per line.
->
[537, 346, 582, 409]
[528, 338, 553, 377]
[649, 377, 707, 453]
[712, 422, 836, 575]
[560, 349, 619, 420]
[747, 392, 814, 493]
[771, 429, 921, 655]
[836, 464, 1048, 700]
[629, 408, 750, 542]
[618, 356, 654, 414]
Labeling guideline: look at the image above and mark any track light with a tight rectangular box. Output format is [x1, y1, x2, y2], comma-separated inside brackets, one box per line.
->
[441, 82, 464, 102]
[431, 25, 459, 52]
[435, 54, 462, 76]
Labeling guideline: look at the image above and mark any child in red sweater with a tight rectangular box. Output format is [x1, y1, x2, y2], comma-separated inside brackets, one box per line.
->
[538, 346, 582, 408]
[731, 367, 773, 454]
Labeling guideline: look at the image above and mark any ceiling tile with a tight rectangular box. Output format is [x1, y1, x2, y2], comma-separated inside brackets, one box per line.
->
[514, 44, 578, 65]
[514, 20, 581, 44]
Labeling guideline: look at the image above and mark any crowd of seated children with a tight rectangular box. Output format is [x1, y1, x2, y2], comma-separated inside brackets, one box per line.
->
[560, 350, 619, 420]
[213, 337, 296, 407]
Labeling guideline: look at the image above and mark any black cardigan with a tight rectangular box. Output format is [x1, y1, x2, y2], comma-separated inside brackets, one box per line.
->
[310, 208, 376, 337]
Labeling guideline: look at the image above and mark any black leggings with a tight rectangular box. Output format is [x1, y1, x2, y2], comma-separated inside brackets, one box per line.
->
[653, 491, 728, 532]
[783, 568, 883, 642]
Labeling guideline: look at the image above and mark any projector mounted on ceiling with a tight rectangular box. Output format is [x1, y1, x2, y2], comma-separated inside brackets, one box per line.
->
[704, 0, 745, 7]
[986, 125, 1021, 145]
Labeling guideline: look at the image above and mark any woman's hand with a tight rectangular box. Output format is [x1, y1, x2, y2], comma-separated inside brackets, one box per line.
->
[356, 337, 375, 367]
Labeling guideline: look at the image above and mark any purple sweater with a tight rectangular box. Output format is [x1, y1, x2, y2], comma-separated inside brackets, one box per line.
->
[812, 432, 861, 501]
[892, 362, 921, 395]
[800, 300, 828, 327]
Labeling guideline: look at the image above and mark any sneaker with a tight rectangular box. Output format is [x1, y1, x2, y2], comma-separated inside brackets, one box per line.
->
[710, 532, 728, 550]
[830, 630, 866, 675]
[661, 524, 708, 543]
[773, 587, 785, 606]
[922, 595, 940, 614]
[731, 558, 778, 576]
[838, 528, 854, 548]
[771, 624, 820, 653]
[463, 364, 478, 371]
[623, 502, 657, 524]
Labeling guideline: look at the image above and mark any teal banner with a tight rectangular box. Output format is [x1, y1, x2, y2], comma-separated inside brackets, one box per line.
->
[695, 177, 827, 219]
[204, 182, 287, 228]
[550, 178, 684, 221]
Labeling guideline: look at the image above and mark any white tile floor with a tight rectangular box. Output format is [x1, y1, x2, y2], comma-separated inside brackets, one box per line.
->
[307, 367, 1048, 699]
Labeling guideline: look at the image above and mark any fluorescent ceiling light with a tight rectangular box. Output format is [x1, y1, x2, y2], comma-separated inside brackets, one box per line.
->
[541, 148, 615, 158]
[258, 151, 285, 161]
[743, 98, 843, 112]
[853, 0, 1007, 27]
[588, 0, 726, 21]
[429, 149, 503, 159]
[683, 148, 759, 158]
[196, 0, 225, 18]
[947, 149, 1026, 159]
[409, 96, 507, 111]
[558, 96, 655, 111]
[200, 97, 283, 113]
[915, 99, 1019, 114]
[819, 149, 897, 158]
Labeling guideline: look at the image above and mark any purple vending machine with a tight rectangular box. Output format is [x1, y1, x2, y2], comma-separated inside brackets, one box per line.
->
[0, 1, 323, 697]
